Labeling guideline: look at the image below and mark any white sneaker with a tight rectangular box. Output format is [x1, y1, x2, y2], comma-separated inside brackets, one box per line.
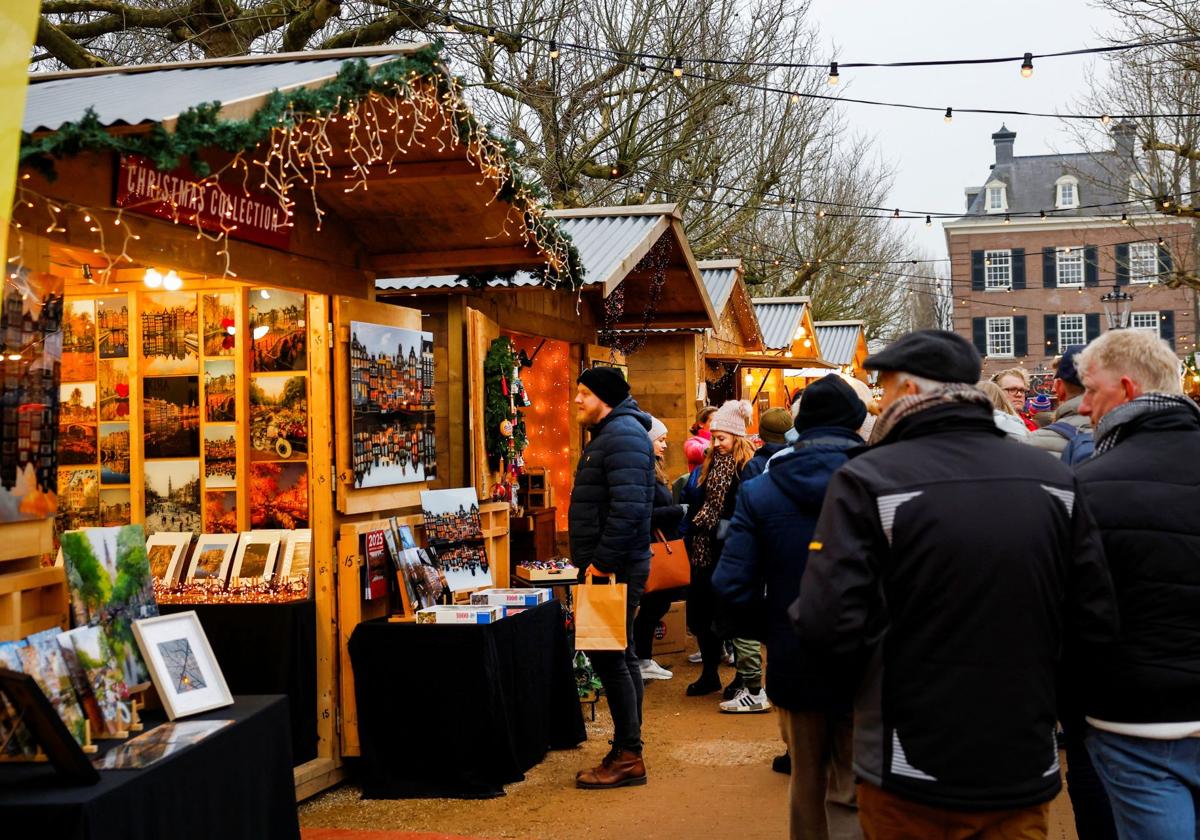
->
[722, 650, 736, 666]
[719, 687, 771, 713]
[687, 650, 703, 664]
[639, 659, 673, 681]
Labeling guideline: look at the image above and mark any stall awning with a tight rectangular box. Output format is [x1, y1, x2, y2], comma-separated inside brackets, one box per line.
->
[378, 204, 718, 330]
[814, 320, 868, 367]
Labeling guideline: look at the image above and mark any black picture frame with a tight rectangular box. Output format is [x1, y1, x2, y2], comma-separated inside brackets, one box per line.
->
[0, 667, 100, 785]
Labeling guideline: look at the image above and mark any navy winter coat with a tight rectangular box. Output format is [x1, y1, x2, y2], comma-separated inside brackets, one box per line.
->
[567, 397, 655, 576]
[713, 427, 862, 711]
[740, 441, 787, 482]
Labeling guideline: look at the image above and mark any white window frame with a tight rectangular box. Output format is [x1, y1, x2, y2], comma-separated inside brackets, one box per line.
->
[1057, 314, 1086, 353]
[1129, 241, 1158, 284]
[1130, 311, 1161, 336]
[1055, 175, 1079, 209]
[1056, 247, 1084, 288]
[984, 249, 1012, 290]
[985, 179, 1008, 214]
[986, 317, 1014, 358]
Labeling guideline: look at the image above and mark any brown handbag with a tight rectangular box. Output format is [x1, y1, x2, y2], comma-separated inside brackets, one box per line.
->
[645, 530, 690, 593]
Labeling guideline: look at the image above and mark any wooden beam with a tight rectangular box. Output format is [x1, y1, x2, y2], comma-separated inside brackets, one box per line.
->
[369, 245, 544, 277]
[611, 318, 711, 330]
[318, 159, 487, 188]
[703, 352, 836, 370]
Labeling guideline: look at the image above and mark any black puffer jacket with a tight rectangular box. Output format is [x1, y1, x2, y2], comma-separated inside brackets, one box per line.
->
[568, 397, 655, 577]
[1076, 403, 1200, 724]
[793, 400, 1117, 811]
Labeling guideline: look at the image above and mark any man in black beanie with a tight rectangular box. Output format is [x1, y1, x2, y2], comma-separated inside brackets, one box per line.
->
[713, 374, 868, 838]
[569, 366, 655, 789]
[791, 332, 1117, 838]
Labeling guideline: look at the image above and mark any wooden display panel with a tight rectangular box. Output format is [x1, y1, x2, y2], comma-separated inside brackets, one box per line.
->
[466, 306, 500, 498]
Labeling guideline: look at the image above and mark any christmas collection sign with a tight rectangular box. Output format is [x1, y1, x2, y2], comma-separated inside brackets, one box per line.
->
[115, 154, 291, 250]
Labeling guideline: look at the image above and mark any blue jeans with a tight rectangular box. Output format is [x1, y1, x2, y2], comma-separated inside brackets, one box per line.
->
[1086, 726, 1200, 840]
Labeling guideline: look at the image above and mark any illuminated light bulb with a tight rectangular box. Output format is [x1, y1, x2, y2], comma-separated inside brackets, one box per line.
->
[548, 41, 559, 60]
[944, 107, 953, 124]
[816, 209, 826, 219]
[143, 268, 163, 288]
[162, 270, 182, 291]
[7, 353, 21, 361]
[673, 56, 683, 77]
[1020, 52, 1034, 78]
[253, 325, 270, 340]
[1120, 213, 1129, 224]
[1100, 114, 1111, 125]
[260, 289, 271, 299]
[487, 28, 497, 43]
[828, 61, 839, 85]
[803, 338, 812, 348]
[1003, 214, 1011, 224]
[794, 326, 807, 340]
[743, 371, 753, 387]
[790, 92, 800, 104]
[925, 215, 932, 228]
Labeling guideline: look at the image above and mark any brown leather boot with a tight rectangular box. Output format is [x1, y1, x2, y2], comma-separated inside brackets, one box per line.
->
[576, 748, 647, 789]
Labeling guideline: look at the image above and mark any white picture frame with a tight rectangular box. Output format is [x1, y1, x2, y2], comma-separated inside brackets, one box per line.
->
[145, 532, 194, 584]
[278, 528, 312, 580]
[230, 531, 282, 582]
[185, 534, 240, 585]
[132, 611, 233, 720]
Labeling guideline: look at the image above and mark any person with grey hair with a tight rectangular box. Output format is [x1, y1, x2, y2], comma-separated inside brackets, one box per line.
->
[1073, 329, 1200, 839]
[791, 329, 1117, 838]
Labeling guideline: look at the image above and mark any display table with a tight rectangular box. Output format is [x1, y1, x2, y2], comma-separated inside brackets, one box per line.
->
[349, 599, 585, 799]
[0, 695, 300, 840]
[161, 601, 317, 764]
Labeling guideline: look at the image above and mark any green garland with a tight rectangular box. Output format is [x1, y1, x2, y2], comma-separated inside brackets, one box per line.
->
[20, 43, 583, 288]
[483, 336, 528, 471]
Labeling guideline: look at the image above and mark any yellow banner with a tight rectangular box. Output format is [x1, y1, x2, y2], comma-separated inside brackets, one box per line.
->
[0, 1, 42, 319]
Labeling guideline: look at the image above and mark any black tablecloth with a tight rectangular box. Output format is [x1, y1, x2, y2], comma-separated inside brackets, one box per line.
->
[349, 599, 586, 799]
[0, 695, 299, 840]
[162, 601, 317, 764]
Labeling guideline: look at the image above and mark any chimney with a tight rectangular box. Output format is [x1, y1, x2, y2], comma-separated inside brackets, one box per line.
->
[992, 124, 1016, 165]
[1111, 120, 1137, 159]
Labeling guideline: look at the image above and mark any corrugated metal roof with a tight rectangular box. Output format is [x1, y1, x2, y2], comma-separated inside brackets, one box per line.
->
[700, 265, 738, 313]
[378, 211, 663, 289]
[815, 323, 863, 366]
[25, 54, 397, 133]
[753, 299, 807, 350]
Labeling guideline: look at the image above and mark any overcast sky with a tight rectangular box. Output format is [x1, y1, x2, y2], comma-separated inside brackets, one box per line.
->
[805, 0, 1119, 262]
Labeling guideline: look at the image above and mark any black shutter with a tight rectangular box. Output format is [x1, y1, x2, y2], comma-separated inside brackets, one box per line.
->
[971, 250, 985, 291]
[1011, 248, 1026, 290]
[1159, 244, 1173, 280]
[972, 317, 987, 354]
[1084, 246, 1099, 287]
[1115, 243, 1129, 285]
[1044, 315, 1058, 354]
[1086, 313, 1101, 342]
[1161, 310, 1176, 350]
[1042, 248, 1057, 288]
[1014, 316, 1028, 357]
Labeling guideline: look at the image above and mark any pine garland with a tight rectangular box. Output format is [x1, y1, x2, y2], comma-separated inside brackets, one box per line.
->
[20, 43, 584, 288]
[483, 336, 528, 469]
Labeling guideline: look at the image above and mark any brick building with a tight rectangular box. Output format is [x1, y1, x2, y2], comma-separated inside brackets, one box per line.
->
[945, 124, 1197, 384]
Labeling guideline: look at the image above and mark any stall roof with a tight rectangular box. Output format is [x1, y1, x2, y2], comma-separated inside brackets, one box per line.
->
[378, 204, 718, 330]
[698, 259, 763, 349]
[753, 296, 812, 350]
[814, 320, 867, 367]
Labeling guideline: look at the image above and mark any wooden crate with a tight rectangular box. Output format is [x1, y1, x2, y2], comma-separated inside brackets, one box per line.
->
[0, 520, 67, 643]
[518, 467, 552, 510]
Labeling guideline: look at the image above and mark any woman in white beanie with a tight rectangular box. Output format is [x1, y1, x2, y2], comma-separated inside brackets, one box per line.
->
[632, 416, 687, 682]
[681, 400, 755, 696]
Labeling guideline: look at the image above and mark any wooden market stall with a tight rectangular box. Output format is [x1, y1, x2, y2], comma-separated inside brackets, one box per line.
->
[376, 203, 716, 546]
[0, 44, 579, 799]
[814, 320, 871, 381]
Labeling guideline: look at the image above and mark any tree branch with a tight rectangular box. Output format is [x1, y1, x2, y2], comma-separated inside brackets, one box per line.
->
[36, 17, 109, 68]
[1145, 139, 1200, 161]
[281, 0, 341, 53]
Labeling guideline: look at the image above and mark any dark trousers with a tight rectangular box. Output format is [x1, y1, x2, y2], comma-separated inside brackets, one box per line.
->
[590, 572, 647, 752]
[632, 587, 681, 660]
[1062, 717, 1118, 840]
[686, 564, 722, 678]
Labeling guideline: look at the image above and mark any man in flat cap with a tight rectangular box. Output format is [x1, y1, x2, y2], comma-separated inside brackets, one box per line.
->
[791, 330, 1117, 838]
[569, 365, 656, 789]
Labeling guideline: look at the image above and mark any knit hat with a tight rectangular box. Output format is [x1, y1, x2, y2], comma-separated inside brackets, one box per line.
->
[1030, 393, 1053, 412]
[647, 415, 668, 441]
[757, 408, 793, 444]
[577, 366, 630, 408]
[794, 375, 869, 433]
[864, 329, 981, 384]
[709, 400, 753, 437]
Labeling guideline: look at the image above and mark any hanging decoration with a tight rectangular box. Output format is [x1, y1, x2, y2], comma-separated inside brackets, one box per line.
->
[483, 337, 530, 509]
[599, 232, 672, 356]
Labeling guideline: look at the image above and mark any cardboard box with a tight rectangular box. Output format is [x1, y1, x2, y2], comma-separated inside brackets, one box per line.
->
[416, 605, 503, 625]
[470, 588, 551, 608]
[652, 601, 687, 655]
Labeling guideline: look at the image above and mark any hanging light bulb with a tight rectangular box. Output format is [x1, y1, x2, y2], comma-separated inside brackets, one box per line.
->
[1003, 213, 1011, 224]
[673, 56, 683, 78]
[143, 268, 163, 289]
[548, 40, 560, 60]
[828, 61, 839, 85]
[486, 27, 497, 43]
[6, 352, 20, 361]
[1020, 52, 1034, 78]
[1100, 114, 1112, 125]
[82, 263, 93, 283]
[892, 208, 900, 219]
[162, 270, 182, 291]
[1040, 210, 1047, 219]
[944, 107, 953, 124]
[925, 215, 932, 228]
[743, 370, 753, 387]
[816, 209, 826, 219]
[1121, 213, 1129, 224]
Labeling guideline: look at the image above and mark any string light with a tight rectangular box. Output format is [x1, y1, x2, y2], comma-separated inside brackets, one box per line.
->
[944, 107, 953, 124]
[1101, 114, 1112, 125]
[1020, 52, 1034, 78]
[828, 61, 839, 85]
[486, 28, 496, 43]
[1121, 213, 1129, 224]
[548, 40, 559, 60]
[925, 215, 932, 228]
[1003, 213, 1011, 224]
[673, 56, 684, 78]
[143, 267, 163, 289]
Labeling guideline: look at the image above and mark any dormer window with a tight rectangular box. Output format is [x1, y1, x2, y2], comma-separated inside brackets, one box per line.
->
[1055, 175, 1079, 209]
[985, 179, 1007, 214]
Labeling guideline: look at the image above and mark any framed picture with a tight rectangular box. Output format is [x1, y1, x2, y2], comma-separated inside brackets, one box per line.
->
[145, 531, 193, 584]
[230, 531, 281, 581]
[61, 298, 96, 382]
[203, 359, 236, 422]
[185, 533, 239, 584]
[0, 668, 99, 784]
[249, 374, 307, 461]
[144, 459, 202, 535]
[279, 528, 312, 579]
[142, 375, 200, 458]
[203, 490, 238, 534]
[131, 612, 233, 720]
[96, 295, 130, 359]
[249, 462, 308, 529]
[250, 289, 307, 372]
[58, 382, 98, 466]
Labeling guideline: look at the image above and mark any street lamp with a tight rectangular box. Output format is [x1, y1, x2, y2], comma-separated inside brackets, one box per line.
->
[1100, 282, 1134, 330]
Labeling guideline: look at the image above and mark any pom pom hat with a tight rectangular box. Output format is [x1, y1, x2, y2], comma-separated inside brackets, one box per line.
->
[709, 400, 753, 438]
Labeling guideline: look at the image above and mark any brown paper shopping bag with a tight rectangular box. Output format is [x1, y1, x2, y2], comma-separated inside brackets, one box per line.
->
[574, 571, 628, 651]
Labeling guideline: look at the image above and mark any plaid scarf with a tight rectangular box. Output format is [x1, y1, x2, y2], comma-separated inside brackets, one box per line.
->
[868, 383, 993, 446]
[691, 452, 737, 568]
[1093, 392, 1200, 455]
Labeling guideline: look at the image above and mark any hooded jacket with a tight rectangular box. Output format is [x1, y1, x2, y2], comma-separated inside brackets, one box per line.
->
[1027, 394, 1091, 455]
[1076, 401, 1200, 725]
[792, 399, 1117, 811]
[568, 397, 655, 576]
[713, 427, 862, 711]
